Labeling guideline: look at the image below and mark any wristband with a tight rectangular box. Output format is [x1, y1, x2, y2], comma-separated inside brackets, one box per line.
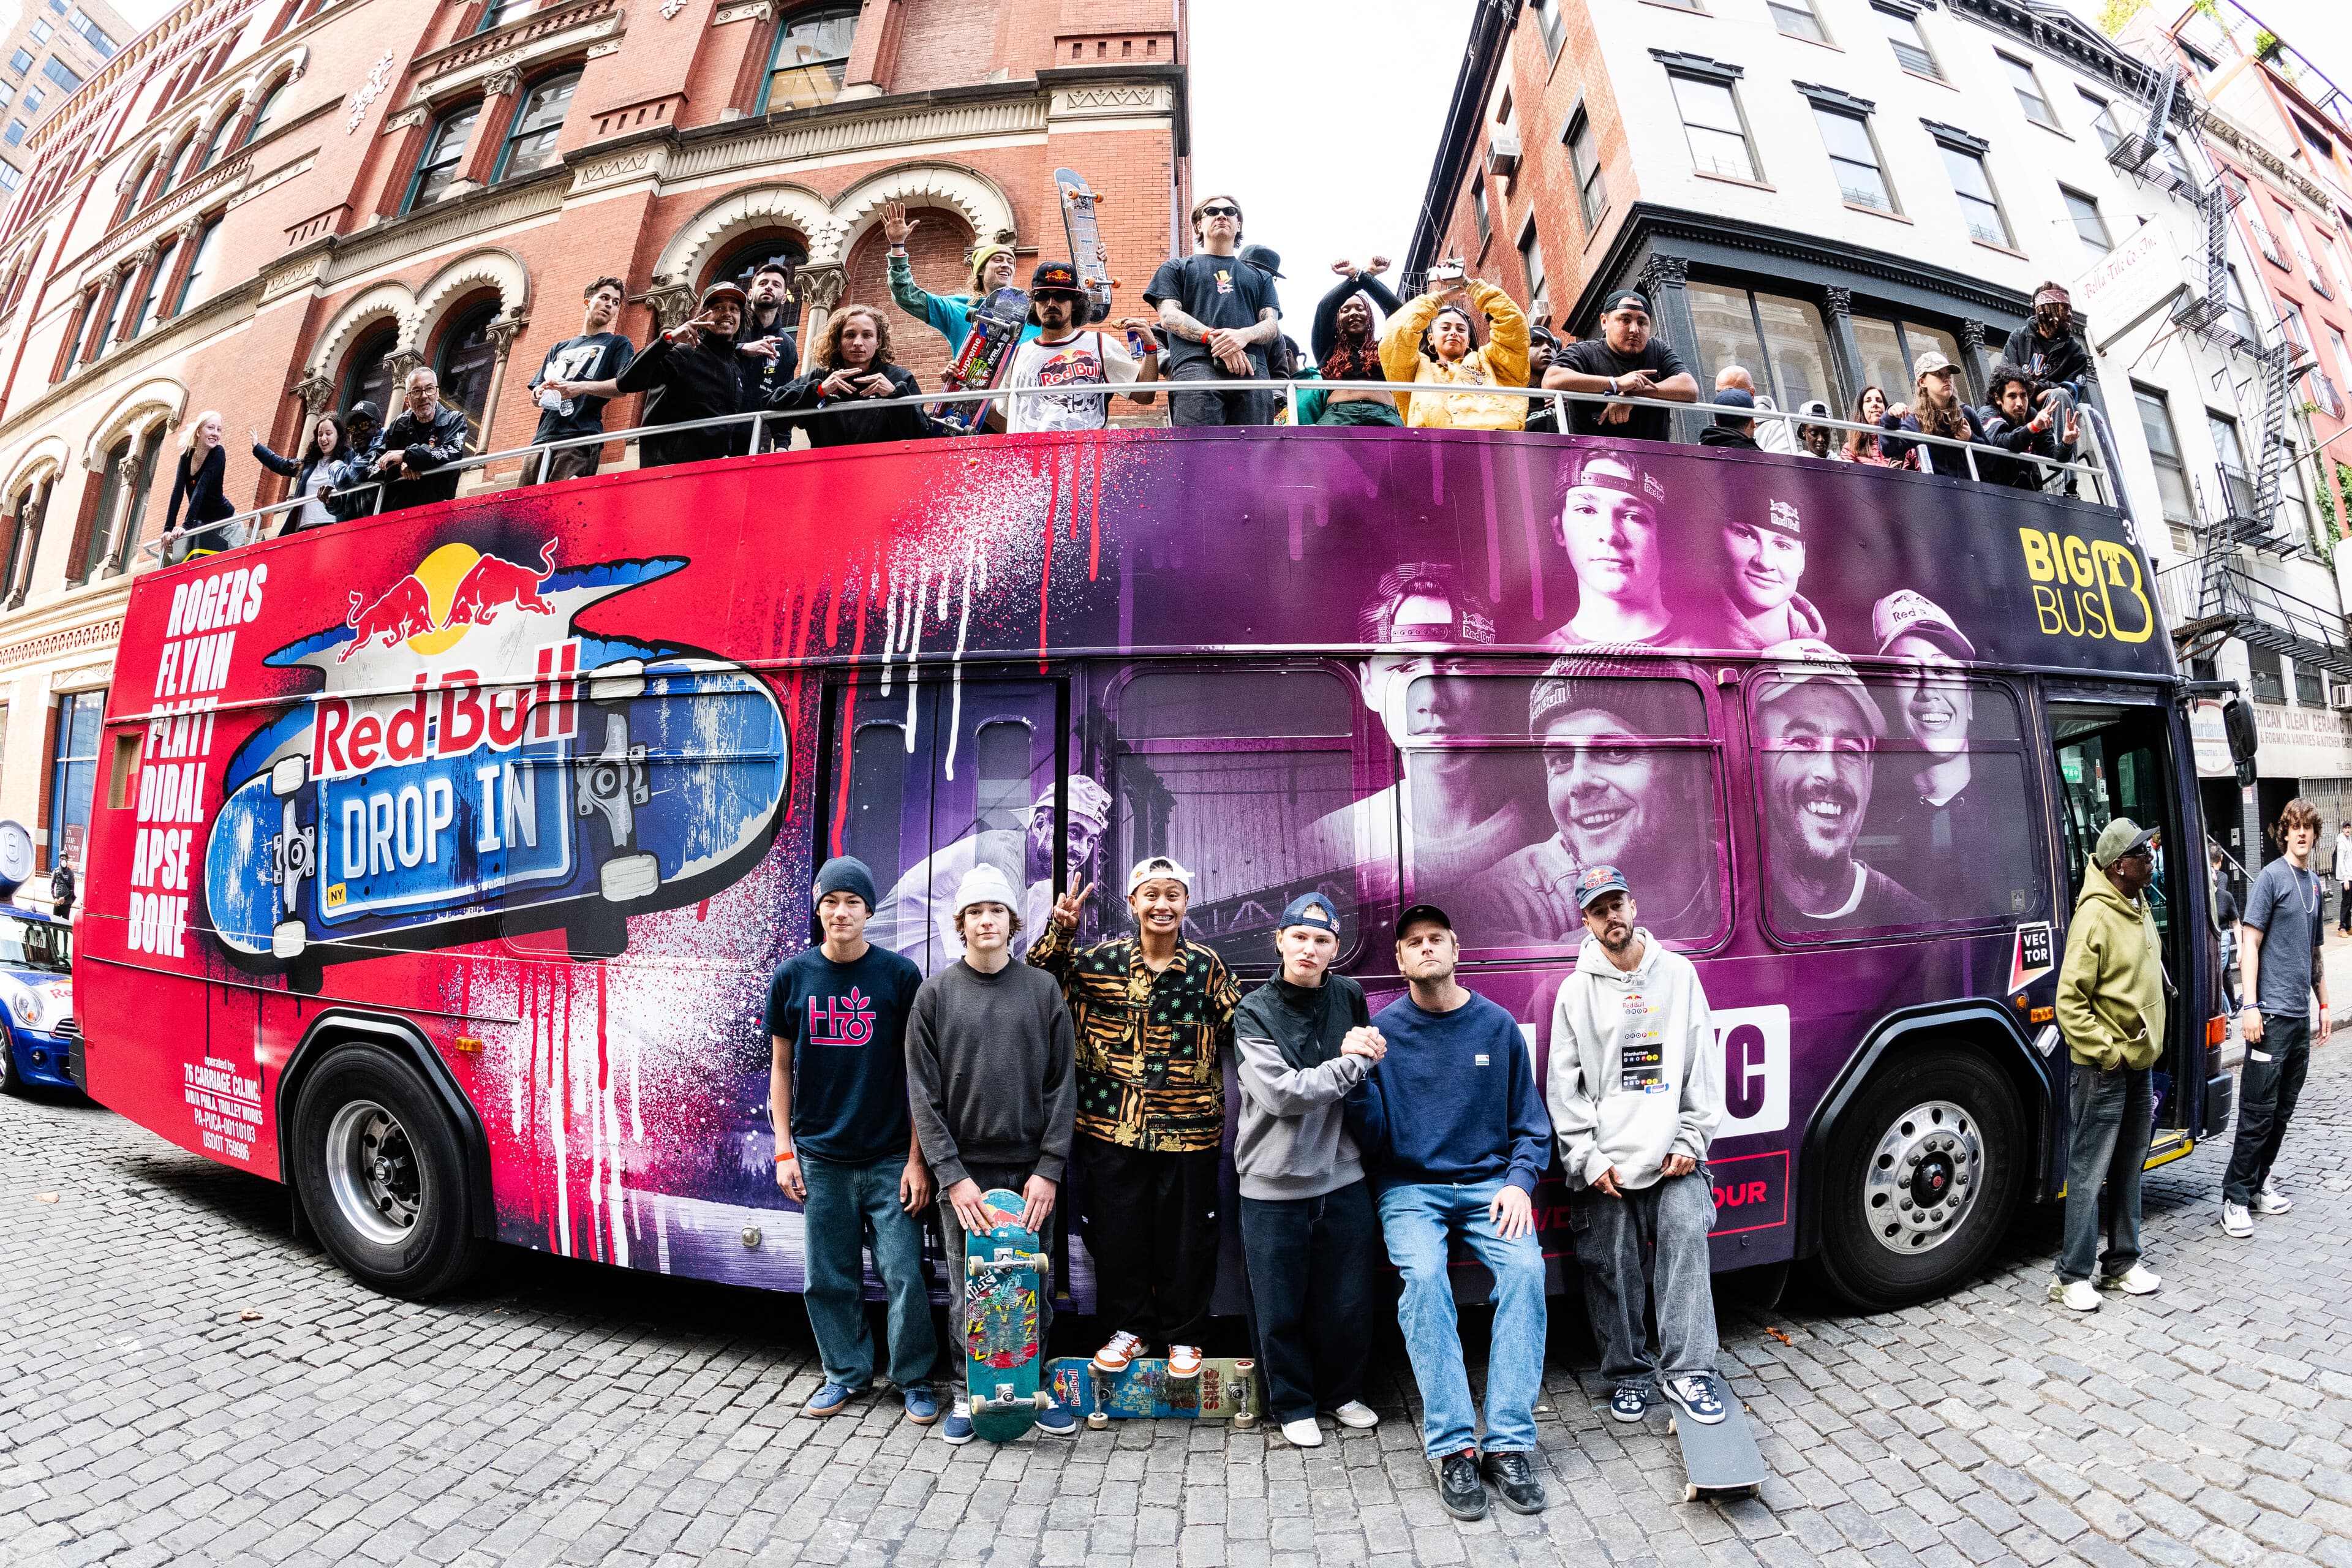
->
[774, 1150, 796, 1163]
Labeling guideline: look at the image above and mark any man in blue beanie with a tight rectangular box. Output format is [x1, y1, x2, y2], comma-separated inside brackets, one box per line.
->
[767, 856, 937, 1422]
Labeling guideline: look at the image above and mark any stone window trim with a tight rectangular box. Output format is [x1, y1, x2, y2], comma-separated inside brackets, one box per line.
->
[1793, 80, 1875, 118]
[1868, 0, 1933, 18]
[1920, 118, 1989, 157]
[1647, 50, 1744, 87]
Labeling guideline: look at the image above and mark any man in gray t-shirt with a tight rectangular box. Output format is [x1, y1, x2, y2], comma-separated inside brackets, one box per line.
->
[2222, 799, 2331, 1237]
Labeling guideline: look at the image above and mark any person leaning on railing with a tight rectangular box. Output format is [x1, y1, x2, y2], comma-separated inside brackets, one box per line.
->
[1980, 361, 2077, 492]
[1378, 274, 1528, 432]
[1876, 350, 1991, 480]
[1304, 257, 1403, 429]
[769, 304, 932, 448]
[364, 368, 470, 513]
[601, 281, 759, 469]
[1540, 289, 1698, 443]
[1837, 385, 1899, 467]
[250, 410, 363, 535]
[162, 409, 236, 562]
[1522, 327, 1564, 435]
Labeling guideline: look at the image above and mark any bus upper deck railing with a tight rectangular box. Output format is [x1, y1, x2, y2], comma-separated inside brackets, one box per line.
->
[147, 379, 2119, 560]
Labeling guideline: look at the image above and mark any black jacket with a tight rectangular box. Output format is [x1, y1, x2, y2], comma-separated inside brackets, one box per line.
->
[1311, 273, 1404, 367]
[1880, 406, 1991, 479]
[253, 440, 366, 530]
[165, 443, 235, 540]
[615, 330, 756, 467]
[742, 303, 802, 409]
[2002, 322, 2096, 399]
[1978, 408, 2072, 491]
[1698, 424, 1762, 450]
[771, 363, 933, 448]
[366, 403, 470, 512]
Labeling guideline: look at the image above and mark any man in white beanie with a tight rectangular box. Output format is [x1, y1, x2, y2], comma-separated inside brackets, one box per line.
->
[906, 862, 1079, 1444]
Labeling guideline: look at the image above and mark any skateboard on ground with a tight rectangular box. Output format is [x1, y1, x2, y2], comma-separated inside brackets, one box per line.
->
[1054, 167, 1115, 324]
[1044, 1356, 1261, 1428]
[932, 286, 1030, 432]
[963, 1188, 1052, 1442]
[1664, 1399, 1765, 1501]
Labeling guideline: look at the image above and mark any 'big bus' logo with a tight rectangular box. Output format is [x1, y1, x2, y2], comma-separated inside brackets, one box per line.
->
[2016, 527, 2154, 644]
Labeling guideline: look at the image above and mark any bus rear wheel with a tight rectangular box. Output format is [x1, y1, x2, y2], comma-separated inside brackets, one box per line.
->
[1818, 1047, 2022, 1311]
[290, 1042, 485, 1298]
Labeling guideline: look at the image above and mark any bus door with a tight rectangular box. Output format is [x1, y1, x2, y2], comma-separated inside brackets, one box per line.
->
[2045, 698, 2204, 1151]
[824, 674, 1067, 976]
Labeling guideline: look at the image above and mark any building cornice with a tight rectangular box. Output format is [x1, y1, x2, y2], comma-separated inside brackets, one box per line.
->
[2199, 104, 2335, 216]
[1945, 0, 2162, 100]
[0, 575, 129, 674]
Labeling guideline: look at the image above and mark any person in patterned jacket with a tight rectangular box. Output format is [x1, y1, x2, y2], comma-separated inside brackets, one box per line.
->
[1029, 854, 1242, 1382]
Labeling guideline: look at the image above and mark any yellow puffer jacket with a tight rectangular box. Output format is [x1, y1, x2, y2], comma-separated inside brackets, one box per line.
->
[1378, 281, 1531, 431]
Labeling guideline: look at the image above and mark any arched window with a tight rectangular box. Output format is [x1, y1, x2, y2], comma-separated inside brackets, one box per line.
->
[82, 277, 126, 364]
[435, 300, 500, 439]
[196, 110, 236, 171]
[127, 241, 174, 339]
[82, 428, 162, 582]
[707, 230, 809, 333]
[759, 7, 858, 115]
[170, 216, 221, 316]
[494, 71, 578, 182]
[404, 104, 480, 211]
[341, 325, 399, 416]
[243, 77, 286, 145]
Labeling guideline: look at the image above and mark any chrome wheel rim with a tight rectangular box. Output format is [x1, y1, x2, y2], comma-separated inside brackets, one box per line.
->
[325, 1099, 420, 1245]
[1862, 1098, 1981, 1254]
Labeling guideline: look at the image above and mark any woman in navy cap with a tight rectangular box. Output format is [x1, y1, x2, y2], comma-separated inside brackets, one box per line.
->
[1231, 891, 1387, 1448]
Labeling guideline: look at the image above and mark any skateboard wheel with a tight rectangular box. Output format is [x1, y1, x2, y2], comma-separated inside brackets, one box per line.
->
[1087, 1412, 1109, 1431]
[271, 919, 307, 960]
[967, 1257, 986, 1278]
[1032, 1392, 1051, 1411]
[1233, 1411, 1257, 1431]
[600, 852, 660, 902]
[1685, 1484, 1700, 1503]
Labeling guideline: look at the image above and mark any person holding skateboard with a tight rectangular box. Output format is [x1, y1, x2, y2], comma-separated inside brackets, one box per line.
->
[1345, 903, 1551, 1521]
[990, 261, 1162, 433]
[1545, 865, 1731, 1428]
[767, 857, 937, 1422]
[1145, 194, 1283, 426]
[906, 863, 1079, 1444]
[881, 198, 1039, 361]
[1231, 892, 1385, 1448]
[1030, 857, 1241, 1389]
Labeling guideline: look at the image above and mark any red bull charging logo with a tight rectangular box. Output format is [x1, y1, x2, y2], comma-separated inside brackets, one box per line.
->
[342, 540, 559, 660]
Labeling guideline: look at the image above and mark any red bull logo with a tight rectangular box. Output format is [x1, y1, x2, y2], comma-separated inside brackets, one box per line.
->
[341, 541, 558, 662]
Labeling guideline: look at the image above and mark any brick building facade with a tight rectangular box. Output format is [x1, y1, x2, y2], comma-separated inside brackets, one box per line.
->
[0, 0, 1191, 893]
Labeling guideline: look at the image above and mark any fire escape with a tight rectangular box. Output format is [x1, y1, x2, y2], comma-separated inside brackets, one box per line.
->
[2111, 64, 2352, 679]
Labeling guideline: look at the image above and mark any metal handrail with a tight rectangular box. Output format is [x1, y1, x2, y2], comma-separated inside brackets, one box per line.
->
[145, 376, 2116, 559]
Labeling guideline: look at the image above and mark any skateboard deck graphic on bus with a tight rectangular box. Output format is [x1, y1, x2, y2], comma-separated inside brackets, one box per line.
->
[1045, 1356, 1261, 1426]
[963, 1187, 1050, 1441]
[1054, 167, 1114, 324]
[932, 287, 1030, 431]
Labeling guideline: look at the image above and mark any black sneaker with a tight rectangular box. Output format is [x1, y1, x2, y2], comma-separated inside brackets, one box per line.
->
[1436, 1448, 1487, 1521]
[1480, 1450, 1546, 1515]
[1664, 1373, 1729, 1426]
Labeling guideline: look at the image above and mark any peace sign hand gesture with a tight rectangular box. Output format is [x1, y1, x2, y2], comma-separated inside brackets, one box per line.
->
[1050, 881, 1095, 930]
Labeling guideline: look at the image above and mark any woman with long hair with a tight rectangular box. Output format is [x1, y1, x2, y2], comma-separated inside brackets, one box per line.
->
[771, 304, 932, 447]
[251, 411, 356, 535]
[1840, 385, 1899, 466]
[164, 409, 237, 560]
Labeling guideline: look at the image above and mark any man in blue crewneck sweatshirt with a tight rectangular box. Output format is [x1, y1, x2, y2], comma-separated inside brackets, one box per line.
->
[1346, 903, 1552, 1523]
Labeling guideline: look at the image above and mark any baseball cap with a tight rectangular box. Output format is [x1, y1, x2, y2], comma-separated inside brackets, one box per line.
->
[1872, 589, 1977, 660]
[1575, 864, 1632, 910]
[1029, 777, 1112, 833]
[1601, 288, 1651, 316]
[1758, 499, 1803, 538]
[1028, 260, 1085, 297]
[1797, 399, 1832, 418]
[2092, 818, 2158, 868]
[952, 862, 1020, 918]
[1713, 387, 1756, 410]
[1239, 244, 1286, 279]
[1913, 349, 1957, 379]
[1277, 891, 1341, 935]
[1757, 639, 1885, 740]
[1394, 903, 1453, 942]
[347, 399, 382, 426]
[1565, 450, 1666, 507]
[698, 281, 748, 311]
[1126, 854, 1194, 895]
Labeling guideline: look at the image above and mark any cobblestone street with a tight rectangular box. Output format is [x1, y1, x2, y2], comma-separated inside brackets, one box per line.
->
[3, 1046, 2349, 1568]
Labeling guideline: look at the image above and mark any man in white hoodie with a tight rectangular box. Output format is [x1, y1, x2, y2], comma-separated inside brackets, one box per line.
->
[1547, 864, 1730, 1428]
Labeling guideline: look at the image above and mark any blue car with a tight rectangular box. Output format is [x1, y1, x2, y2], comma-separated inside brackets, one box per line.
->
[0, 908, 78, 1093]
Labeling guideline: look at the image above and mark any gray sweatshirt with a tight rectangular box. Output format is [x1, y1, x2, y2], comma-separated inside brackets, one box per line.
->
[907, 957, 1076, 1187]
[1231, 974, 1373, 1202]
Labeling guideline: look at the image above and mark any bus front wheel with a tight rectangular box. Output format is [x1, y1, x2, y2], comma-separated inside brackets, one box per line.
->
[290, 1042, 486, 1298]
[1818, 1048, 2022, 1311]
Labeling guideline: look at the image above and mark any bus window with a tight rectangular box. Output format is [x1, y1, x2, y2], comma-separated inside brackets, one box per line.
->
[1111, 668, 1357, 965]
[1400, 672, 1724, 949]
[973, 720, 1033, 834]
[1753, 664, 2041, 938]
[840, 718, 908, 891]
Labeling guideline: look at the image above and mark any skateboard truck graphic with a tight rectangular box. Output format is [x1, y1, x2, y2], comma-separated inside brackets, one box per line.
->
[575, 698, 655, 903]
[263, 755, 314, 959]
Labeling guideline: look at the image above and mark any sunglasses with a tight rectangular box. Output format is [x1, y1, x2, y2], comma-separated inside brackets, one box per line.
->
[1199, 205, 1240, 218]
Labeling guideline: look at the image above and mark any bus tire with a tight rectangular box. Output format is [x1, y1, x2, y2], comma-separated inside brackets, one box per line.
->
[1817, 1047, 2022, 1311]
[290, 1042, 486, 1298]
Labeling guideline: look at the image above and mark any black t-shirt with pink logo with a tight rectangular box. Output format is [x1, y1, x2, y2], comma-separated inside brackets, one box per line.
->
[764, 944, 924, 1162]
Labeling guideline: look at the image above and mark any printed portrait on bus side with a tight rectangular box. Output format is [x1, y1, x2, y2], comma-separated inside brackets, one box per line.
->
[1541, 450, 1673, 650]
[1668, 496, 1828, 651]
[1752, 647, 1932, 934]
[1304, 564, 1544, 914]
[866, 776, 1111, 972]
[1460, 662, 1722, 949]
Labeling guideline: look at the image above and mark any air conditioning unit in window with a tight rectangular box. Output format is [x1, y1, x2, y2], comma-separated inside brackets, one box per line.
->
[2329, 680, 2352, 710]
[1485, 129, 1521, 178]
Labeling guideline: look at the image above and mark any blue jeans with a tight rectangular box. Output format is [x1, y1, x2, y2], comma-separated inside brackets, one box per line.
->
[1376, 1179, 1547, 1458]
[2058, 1063, 2150, 1283]
[799, 1151, 937, 1391]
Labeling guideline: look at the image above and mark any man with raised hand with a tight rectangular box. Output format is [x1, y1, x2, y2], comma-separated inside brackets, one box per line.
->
[1030, 856, 1241, 1389]
[1232, 892, 1385, 1449]
[1547, 866, 1730, 1427]
[881, 198, 1038, 362]
[2223, 797, 2329, 1238]
[905, 863, 1078, 1445]
[768, 857, 935, 1422]
[1347, 903, 1551, 1521]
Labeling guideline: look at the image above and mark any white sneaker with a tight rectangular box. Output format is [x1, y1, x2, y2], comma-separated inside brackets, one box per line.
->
[2052, 1279, 2101, 1312]
[2255, 1180, 2293, 1216]
[2220, 1201, 2255, 1238]
[1281, 1416, 1323, 1447]
[1091, 1331, 1144, 1373]
[2100, 1264, 2160, 1295]
[1330, 1401, 1379, 1429]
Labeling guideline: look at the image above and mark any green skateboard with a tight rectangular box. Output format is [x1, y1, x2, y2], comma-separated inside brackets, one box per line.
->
[1045, 1355, 1261, 1428]
[963, 1188, 1051, 1441]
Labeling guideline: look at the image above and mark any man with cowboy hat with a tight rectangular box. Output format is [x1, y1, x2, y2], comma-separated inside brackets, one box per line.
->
[990, 260, 1162, 433]
[605, 279, 760, 467]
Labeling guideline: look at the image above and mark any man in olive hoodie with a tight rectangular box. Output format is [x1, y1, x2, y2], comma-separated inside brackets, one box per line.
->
[2050, 818, 2166, 1311]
